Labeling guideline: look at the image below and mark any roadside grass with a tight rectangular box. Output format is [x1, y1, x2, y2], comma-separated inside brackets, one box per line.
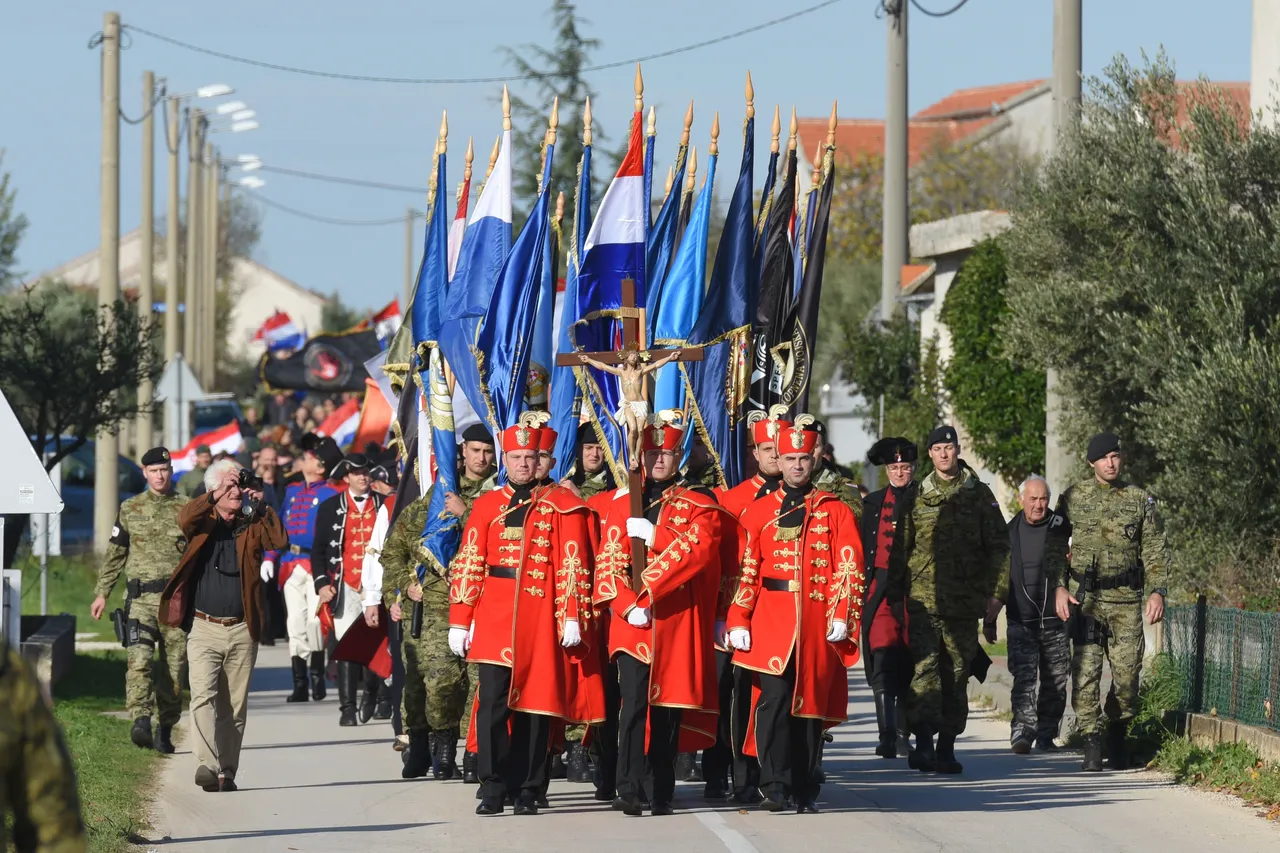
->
[17, 553, 121, 641]
[1154, 739, 1280, 817]
[54, 651, 164, 852]
[980, 639, 1007, 659]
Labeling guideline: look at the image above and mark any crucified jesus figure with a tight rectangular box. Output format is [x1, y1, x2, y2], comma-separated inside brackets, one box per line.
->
[577, 349, 680, 470]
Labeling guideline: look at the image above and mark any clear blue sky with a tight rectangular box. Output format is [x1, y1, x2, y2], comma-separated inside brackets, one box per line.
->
[3, 0, 1252, 310]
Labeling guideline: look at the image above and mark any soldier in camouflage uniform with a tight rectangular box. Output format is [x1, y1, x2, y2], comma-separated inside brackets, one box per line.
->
[382, 424, 495, 782]
[892, 426, 1008, 773]
[90, 447, 189, 754]
[1046, 432, 1170, 772]
[808, 420, 863, 521]
[0, 645, 87, 853]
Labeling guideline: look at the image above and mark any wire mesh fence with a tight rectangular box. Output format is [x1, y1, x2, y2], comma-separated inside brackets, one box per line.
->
[1165, 599, 1280, 732]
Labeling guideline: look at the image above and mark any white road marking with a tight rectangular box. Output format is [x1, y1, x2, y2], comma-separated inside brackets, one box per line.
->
[697, 810, 760, 853]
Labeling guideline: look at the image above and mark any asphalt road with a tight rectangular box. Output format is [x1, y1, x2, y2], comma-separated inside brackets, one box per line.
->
[145, 643, 1279, 853]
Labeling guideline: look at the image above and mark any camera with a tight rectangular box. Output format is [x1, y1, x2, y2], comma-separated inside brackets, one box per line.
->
[237, 468, 264, 491]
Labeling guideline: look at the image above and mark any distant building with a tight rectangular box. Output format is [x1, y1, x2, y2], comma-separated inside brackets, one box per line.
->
[22, 227, 327, 360]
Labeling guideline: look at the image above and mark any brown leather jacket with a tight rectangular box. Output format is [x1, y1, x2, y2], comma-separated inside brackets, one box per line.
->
[160, 491, 288, 641]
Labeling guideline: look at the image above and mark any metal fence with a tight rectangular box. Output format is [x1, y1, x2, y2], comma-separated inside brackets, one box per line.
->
[1165, 598, 1280, 732]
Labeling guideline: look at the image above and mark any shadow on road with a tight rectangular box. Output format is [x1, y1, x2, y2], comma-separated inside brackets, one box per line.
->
[148, 822, 439, 845]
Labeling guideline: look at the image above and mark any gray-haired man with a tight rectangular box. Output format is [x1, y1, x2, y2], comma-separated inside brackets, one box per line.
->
[985, 475, 1070, 753]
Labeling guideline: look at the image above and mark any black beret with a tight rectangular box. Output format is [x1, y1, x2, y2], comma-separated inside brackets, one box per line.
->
[867, 437, 918, 466]
[1087, 432, 1121, 463]
[196, 444, 212, 455]
[926, 425, 959, 449]
[461, 424, 495, 446]
[140, 447, 171, 467]
[803, 419, 828, 437]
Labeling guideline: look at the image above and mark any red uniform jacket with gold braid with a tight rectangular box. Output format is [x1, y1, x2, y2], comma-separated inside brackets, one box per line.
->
[716, 475, 782, 651]
[728, 488, 866, 724]
[447, 484, 605, 724]
[594, 485, 722, 727]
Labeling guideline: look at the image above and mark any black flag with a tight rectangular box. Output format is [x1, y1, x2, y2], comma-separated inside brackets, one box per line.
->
[258, 330, 382, 392]
[780, 149, 834, 415]
[749, 148, 798, 411]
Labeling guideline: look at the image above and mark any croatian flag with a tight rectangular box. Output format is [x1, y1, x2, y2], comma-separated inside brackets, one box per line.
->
[252, 311, 306, 353]
[579, 112, 647, 321]
[315, 398, 361, 448]
[171, 422, 242, 475]
[371, 299, 401, 346]
[448, 167, 472, 281]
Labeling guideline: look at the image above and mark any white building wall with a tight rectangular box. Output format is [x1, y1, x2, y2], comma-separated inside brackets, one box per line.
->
[1253, 0, 1280, 127]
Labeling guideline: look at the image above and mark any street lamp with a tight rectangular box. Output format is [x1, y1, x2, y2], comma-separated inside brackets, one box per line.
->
[231, 110, 256, 122]
[239, 176, 266, 189]
[215, 100, 248, 115]
[193, 83, 234, 99]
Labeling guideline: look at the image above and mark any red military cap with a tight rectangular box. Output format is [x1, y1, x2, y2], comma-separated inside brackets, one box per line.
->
[748, 404, 791, 447]
[777, 415, 819, 456]
[501, 424, 541, 453]
[537, 426, 558, 452]
[642, 410, 686, 452]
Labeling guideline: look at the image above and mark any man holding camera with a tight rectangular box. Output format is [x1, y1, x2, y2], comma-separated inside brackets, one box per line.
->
[160, 459, 287, 792]
[90, 447, 190, 754]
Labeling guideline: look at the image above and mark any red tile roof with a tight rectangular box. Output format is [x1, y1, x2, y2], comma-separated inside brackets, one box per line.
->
[900, 263, 935, 292]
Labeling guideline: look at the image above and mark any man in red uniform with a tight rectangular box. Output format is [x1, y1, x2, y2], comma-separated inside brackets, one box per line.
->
[702, 406, 787, 802]
[594, 412, 723, 817]
[860, 438, 917, 758]
[447, 419, 604, 817]
[727, 416, 865, 814]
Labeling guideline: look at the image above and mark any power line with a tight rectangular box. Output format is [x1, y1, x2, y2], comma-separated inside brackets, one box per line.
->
[246, 191, 421, 226]
[908, 0, 971, 17]
[120, 0, 848, 85]
[254, 164, 429, 194]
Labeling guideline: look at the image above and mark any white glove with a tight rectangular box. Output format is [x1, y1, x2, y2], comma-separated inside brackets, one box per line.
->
[625, 517, 656, 546]
[260, 560, 274, 584]
[448, 627, 470, 657]
[468, 621, 476, 645]
[561, 618, 582, 648]
[728, 628, 751, 652]
[826, 620, 848, 643]
[625, 606, 652, 628]
[715, 620, 728, 648]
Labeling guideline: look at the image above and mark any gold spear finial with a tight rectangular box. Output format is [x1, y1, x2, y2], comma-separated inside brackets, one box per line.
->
[555, 191, 565, 221]
[745, 70, 755, 120]
[647, 105, 656, 138]
[681, 100, 694, 147]
[770, 105, 780, 154]
[549, 96, 559, 145]
[685, 146, 698, 193]
[812, 141, 822, 186]
[827, 100, 838, 147]
[438, 110, 448, 154]
[464, 137, 474, 181]
[502, 84, 512, 132]
[664, 165, 675, 196]
[634, 64, 644, 112]
[788, 107, 798, 152]
[486, 135, 500, 179]
[583, 96, 593, 147]
[710, 112, 720, 157]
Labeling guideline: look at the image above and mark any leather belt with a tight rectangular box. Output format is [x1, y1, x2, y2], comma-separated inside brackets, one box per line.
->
[194, 611, 244, 627]
[761, 577, 800, 593]
[289, 545, 310, 556]
[487, 566, 518, 580]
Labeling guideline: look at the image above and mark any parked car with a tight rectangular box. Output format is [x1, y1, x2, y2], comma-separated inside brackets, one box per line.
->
[191, 397, 245, 438]
[33, 438, 145, 553]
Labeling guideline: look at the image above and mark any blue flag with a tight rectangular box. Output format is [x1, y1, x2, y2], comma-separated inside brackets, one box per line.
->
[651, 150, 717, 413]
[684, 117, 755, 488]
[645, 141, 691, 342]
[643, 126, 655, 238]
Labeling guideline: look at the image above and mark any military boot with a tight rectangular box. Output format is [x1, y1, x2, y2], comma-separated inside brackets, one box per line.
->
[309, 652, 327, 701]
[676, 752, 702, 782]
[131, 716, 154, 749]
[1081, 732, 1104, 772]
[155, 724, 176, 755]
[934, 734, 963, 774]
[873, 690, 897, 758]
[337, 662, 359, 727]
[1106, 720, 1131, 770]
[895, 701, 912, 756]
[549, 751, 567, 780]
[431, 730, 458, 780]
[462, 750, 480, 784]
[374, 689, 393, 720]
[567, 743, 592, 783]
[402, 729, 431, 779]
[286, 656, 309, 702]
[359, 668, 379, 724]
[908, 728, 936, 772]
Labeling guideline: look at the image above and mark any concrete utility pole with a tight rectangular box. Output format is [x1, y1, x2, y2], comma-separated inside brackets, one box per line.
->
[164, 96, 181, 364]
[136, 70, 156, 452]
[184, 112, 203, 376]
[881, 0, 908, 322]
[1045, 0, 1082, 498]
[94, 11, 122, 554]
[203, 143, 218, 390]
[404, 208, 414, 306]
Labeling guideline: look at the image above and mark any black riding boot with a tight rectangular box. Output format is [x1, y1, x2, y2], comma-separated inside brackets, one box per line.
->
[873, 690, 897, 758]
[359, 667, 380, 723]
[286, 656, 309, 702]
[338, 662, 359, 726]
[309, 652, 327, 701]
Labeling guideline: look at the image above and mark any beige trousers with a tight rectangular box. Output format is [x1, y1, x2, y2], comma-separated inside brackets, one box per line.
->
[187, 618, 257, 781]
[283, 567, 323, 658]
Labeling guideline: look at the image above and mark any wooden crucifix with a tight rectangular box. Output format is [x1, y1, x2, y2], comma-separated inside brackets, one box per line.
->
[554, 276, 703, 586]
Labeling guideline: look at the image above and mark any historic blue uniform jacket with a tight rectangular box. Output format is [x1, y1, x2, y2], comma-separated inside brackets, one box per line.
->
[267, 479, 340, 586]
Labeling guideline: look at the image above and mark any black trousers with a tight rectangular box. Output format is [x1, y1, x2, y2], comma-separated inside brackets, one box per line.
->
[755, 659, 821, 800]
[617, 655, 682, 803]
[702, 650, 760, 794]
[387, 619, 405, 737]
[592, 659, 622, 794]
[477, 663, 551, 800]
